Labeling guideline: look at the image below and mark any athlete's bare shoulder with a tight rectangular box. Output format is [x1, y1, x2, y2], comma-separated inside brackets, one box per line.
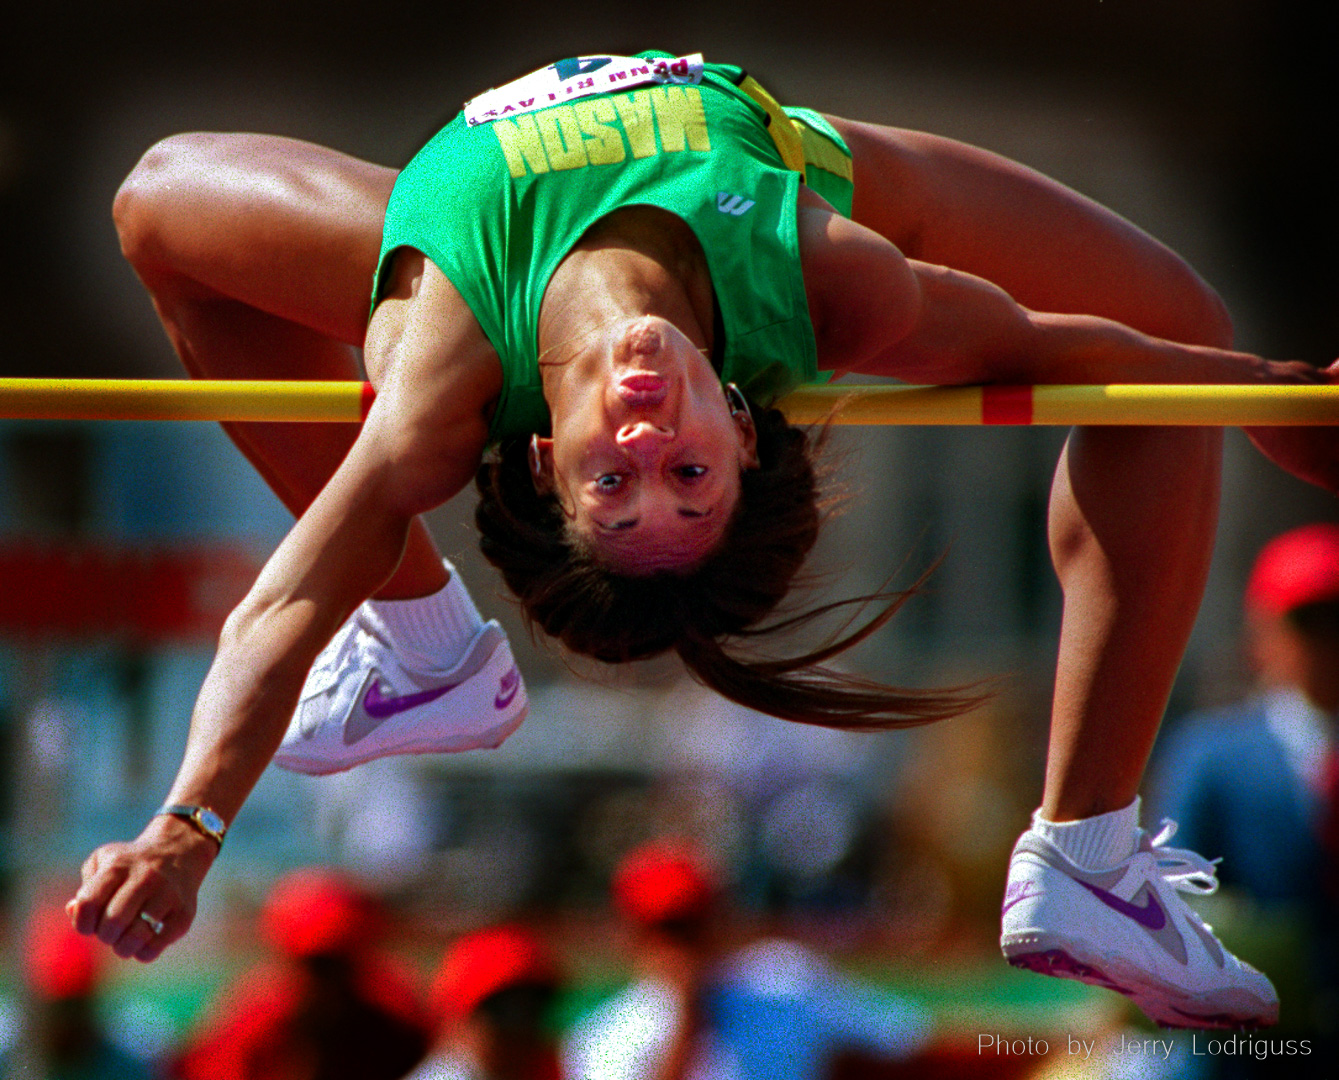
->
[796, 186, 921, 374]
[367, 248, 503, 425]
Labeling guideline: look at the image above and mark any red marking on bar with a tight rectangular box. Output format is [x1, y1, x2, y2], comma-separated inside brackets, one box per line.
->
[982, 385, 1034, 425]
[360, 381, 377, 420]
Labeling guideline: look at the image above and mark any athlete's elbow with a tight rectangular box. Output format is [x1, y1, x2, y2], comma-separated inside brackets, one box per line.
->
[213, 590, 320, 703]
[215, 590, 271, 662]
[206, 602, 310, 727]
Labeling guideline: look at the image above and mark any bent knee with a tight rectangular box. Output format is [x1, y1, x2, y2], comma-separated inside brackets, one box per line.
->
[114, 134, 187, 264]
[113, 132, 232, 273]
[1048, 426, 1223, 584]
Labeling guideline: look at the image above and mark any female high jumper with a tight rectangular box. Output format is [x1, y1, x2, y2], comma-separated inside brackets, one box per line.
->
[67, 51, 1336, 1029]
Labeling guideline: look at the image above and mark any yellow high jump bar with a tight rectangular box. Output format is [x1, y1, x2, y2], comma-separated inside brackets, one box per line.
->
[0, 379, 376, 423]
[0, 378, 1335, 425]
[781, 384, 1339, 426]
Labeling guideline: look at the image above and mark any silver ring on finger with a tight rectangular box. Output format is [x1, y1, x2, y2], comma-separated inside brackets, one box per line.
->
[138, 911, 165, 936]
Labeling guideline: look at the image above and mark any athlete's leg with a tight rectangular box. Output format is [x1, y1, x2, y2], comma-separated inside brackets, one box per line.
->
[830, 118, 1285, 1026]
[114, 132, 444, 598]
[831, 117, 1231, 820]
[116, 132, 526, 775]
[1042, 426, 1221, 819]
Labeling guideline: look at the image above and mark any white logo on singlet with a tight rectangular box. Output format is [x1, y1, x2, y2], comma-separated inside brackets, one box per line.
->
[716, 192, 755, 216]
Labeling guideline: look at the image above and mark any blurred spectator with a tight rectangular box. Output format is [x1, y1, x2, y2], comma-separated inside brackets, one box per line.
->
[563, 840, 931, 1080]
[405, 924, 564, 1080]
[309, 758, 442, 890]
[655, 680, 890, 919]
[1150, 523, 1339, 1057]
[169, 868, 430, 1080]
[0, 903, 156, 1078]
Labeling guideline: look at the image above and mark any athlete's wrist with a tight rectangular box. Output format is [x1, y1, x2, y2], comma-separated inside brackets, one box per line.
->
[143, 811, 224, 864]
[155, 803, 228, 848]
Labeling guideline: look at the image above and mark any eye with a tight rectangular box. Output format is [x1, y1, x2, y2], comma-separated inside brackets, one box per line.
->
[676, 465, 708, 481]
[594, 473, 625, 492]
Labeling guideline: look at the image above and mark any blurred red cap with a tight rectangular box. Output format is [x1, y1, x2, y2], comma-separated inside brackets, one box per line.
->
[27, 906, 103, 1000]
[430, 924, 559, 1018]
[260, 868, 379, 959]
[612, 841, 716, 926]
[1245, 523, 1339, 617]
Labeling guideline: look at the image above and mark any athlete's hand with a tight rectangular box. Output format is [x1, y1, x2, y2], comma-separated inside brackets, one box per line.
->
[1245, 358, 1339, 496]
[66, 815, 218, 962]
[1259, 357, 1334, 383]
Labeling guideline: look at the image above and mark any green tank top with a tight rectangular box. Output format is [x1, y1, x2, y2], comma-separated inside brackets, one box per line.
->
[376, 51, 852, 440]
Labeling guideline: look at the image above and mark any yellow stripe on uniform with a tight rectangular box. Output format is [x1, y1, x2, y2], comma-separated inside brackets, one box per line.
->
[736, 76, 807, 180]
[791, 115, 854, 183]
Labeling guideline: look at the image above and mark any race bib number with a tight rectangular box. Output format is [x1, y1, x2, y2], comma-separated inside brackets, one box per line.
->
[465, 53, 705, 126]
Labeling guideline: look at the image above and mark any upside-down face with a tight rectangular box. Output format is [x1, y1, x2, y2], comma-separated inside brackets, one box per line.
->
[533, 315, 758, 574]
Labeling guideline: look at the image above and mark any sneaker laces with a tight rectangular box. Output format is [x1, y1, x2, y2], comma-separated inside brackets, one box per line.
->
[1146, 818, 1220, 897]
[296, 611, 374, 736]
[309, 609, 376, 683]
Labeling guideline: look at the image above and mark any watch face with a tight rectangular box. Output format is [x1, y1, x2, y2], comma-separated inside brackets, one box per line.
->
[197, 808, 226, 835]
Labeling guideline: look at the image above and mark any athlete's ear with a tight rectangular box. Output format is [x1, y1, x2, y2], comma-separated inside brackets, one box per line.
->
[726, 383, 760, 470]
[529, 434, 556, 494]
[735, 413, 759, 470]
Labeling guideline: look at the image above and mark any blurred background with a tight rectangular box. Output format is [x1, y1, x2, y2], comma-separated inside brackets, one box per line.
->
[1, 1, 1336, 1076]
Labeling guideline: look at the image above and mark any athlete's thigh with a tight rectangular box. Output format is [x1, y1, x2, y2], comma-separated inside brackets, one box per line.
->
[120, 132, 397, 347]
[824, 116, 1231, 346]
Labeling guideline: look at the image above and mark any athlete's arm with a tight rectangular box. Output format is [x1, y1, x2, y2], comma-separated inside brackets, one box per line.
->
[799, 200, 1326, 387]
[68, 254, 497, 961]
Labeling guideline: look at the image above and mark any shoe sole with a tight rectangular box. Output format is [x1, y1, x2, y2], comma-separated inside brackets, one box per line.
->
[1002, 931, 1278, 1029]
[277, 703, 530, 776]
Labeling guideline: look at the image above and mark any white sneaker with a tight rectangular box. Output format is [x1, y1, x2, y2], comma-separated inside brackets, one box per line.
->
[1000, 819, 1278, 1029]
[273, 608, 528, 776]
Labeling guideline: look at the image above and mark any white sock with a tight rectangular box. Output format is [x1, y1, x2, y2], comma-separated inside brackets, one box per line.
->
[1031, 797, 1141, 871]
[364, 559, 484, 672]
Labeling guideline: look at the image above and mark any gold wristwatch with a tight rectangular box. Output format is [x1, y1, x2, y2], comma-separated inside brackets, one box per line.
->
[156, 804, 227, 849]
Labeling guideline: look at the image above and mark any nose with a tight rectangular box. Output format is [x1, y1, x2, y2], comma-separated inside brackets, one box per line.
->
[614, 317, 666, 362]
[616, 420, 674, 459]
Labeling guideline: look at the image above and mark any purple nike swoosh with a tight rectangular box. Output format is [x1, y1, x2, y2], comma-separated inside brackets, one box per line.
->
[363, 678, 460, 719]
[1076, 880, 1167, 930]
[494, 666, 521, 709]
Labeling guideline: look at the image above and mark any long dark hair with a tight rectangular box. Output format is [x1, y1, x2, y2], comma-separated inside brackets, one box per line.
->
[475, 396, 989, 730]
